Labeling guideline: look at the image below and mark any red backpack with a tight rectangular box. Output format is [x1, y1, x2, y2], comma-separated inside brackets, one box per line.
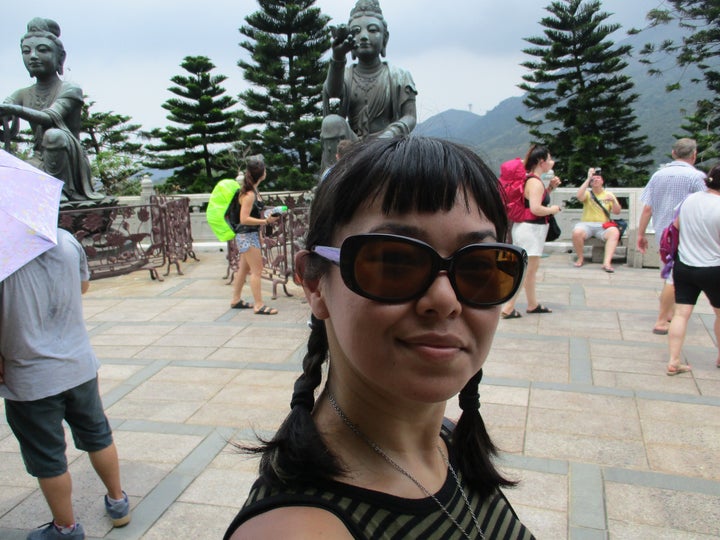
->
[499, 158, 535, 223]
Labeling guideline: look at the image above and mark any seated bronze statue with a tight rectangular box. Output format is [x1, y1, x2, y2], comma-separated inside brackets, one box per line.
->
[0, 17, 104, 203]
[320, 0, 417, 171]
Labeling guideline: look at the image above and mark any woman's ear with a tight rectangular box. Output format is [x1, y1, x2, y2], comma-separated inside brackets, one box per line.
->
[294, 250, 329, 320]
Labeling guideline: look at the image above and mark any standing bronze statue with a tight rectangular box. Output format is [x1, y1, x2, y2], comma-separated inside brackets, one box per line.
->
[0, 17, 104, 203]
[320, 0, 417, 171]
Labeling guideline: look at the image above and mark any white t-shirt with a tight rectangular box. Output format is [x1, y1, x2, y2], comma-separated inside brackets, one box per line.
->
[678, 191, 720, 267]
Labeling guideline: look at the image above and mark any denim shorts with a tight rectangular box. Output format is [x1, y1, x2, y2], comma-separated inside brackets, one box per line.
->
[573, 222, 609, 240]
[235, 231, 261, 254]
[4, 377, 114, 478]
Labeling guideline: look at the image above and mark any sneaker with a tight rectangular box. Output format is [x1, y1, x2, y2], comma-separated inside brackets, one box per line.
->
[104, 491, 131, 527]
[27, 522, 85, 539]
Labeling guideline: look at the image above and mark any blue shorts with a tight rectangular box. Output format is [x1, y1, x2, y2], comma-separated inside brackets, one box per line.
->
[4, 377, 114, 478]
[235, 231, 261, 254]
[673, 260, 720, 308]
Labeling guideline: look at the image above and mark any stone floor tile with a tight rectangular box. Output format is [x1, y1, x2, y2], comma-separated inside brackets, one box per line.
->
[646, 444, 720, 480]
[141, 502, 236, 540]
[132, 345, 217, 361]
[113, 432, 203, 464]
[96, 323, 180, 335]
[528, 407, 643, 440]
[126, 380, 224, 402]
[107, 399, 204, 424]
[178, 468, 256, 507]
[148, 366, 239, 384]
[205, 347, 295, 363]
[605, 483, 720, 537]
[93, 344, 148, 358]
[637, 400, 720, 427]
[525, 431, 648, 469]
[529, 389, 636, 416]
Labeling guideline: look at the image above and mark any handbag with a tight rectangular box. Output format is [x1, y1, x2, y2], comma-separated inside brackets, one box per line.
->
[546, 214, 561, 241]
[659, 203, 683, 279]
[591, 191, 626, 237]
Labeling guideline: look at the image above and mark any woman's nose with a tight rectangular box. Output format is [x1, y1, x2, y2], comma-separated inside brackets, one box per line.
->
[416, 272, 462, 318]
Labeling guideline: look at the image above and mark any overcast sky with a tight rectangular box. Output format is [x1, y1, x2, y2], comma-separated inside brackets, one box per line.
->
[1, 0, 663, 130]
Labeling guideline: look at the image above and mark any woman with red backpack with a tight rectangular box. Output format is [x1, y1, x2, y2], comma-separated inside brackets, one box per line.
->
[500, 144, 562, 319]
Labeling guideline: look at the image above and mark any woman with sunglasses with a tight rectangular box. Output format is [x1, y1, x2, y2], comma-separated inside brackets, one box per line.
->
[225, 137, 534, 539]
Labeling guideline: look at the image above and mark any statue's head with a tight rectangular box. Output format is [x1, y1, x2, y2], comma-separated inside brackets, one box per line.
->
[348, 0, 389, 58]
[21, 17, 66, 76]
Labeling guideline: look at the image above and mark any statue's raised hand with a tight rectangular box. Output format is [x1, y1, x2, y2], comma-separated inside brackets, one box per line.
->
[330, 25, 357, 59]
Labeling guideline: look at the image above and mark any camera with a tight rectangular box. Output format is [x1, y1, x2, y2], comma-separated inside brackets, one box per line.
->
[594, 167, 602, 175]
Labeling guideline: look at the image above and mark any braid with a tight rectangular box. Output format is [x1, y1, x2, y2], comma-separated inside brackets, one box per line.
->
[249, 316, 344, 487]
[451, 369, 517, 498]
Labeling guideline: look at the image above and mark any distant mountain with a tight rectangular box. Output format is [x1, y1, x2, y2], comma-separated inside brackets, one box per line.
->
[415, 24, 710, 177]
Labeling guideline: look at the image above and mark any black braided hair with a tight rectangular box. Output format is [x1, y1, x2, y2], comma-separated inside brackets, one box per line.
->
[451, 370, 517, 499]
[243, 315, 345, 486]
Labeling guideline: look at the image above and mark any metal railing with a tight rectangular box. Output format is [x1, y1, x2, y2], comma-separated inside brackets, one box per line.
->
[59, 196, 199, 281]
[224, 193, 312, 299]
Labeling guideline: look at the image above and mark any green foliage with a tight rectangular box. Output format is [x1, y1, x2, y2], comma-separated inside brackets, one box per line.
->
[80, 99, 145, 195]
[638, 0, 720, 160]
[680, 99, 719, 170]
[145, 56, 239, 193]
[238, 0, 331, 190]
[518, 0, 653, 186]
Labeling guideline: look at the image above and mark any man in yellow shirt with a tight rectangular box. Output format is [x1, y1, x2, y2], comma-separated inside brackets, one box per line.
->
[572, 168, 622, 272]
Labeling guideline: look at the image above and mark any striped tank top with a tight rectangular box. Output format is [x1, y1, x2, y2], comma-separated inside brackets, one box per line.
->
[224, 433, 535, 539]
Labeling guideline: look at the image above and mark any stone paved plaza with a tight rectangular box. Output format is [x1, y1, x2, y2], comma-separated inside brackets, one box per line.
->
[1, 247, 719, 539]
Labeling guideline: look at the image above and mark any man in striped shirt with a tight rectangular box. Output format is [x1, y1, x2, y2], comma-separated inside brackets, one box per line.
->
[637, 138, 707, 335]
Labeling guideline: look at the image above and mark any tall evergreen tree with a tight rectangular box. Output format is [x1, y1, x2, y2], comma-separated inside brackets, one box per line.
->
[81, 100, 145, 194]
[238, 0, 330, 190]
[518, 0, 653, 186]
[637, 0, 720, 166]
[145, 56, 238, 193]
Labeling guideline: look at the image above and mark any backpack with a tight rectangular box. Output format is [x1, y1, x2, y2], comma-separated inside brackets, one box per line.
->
[206, 179, 241, 242]
[658, 203, 683, 279]
[499, 157, 535, 223]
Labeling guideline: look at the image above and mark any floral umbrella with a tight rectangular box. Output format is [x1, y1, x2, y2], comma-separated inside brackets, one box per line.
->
[0, 149, 63, 281]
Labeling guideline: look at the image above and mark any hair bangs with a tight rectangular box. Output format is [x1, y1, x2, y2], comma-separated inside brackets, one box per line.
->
[308, 137, 508, 249]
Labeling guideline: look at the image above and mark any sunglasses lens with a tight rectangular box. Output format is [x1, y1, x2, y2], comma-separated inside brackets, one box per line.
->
[454, 247, 522, 306]
[353, 238, 433, 301]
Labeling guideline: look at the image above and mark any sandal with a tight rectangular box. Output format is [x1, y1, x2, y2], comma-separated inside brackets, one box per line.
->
[666, 364, 691, 376]
[501, 309, 522, 319]
[254, 305, 278, 315]
[526, 304, 552, 314]
[231, 300, 253, 309]
[602, 265, 615, 273]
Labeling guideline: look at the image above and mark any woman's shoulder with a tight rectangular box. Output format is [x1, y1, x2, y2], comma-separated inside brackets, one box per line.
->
[228, 506, 353, 540]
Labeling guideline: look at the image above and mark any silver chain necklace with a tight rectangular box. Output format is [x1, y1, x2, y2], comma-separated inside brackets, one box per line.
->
[327, 392, 485, 539]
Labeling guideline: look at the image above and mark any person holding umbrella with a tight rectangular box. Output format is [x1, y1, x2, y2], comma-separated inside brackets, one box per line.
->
[0, 153, 130, 539]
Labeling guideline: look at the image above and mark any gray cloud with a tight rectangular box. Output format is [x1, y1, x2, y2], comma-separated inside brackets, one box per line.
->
[1, 0, 658, 130]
